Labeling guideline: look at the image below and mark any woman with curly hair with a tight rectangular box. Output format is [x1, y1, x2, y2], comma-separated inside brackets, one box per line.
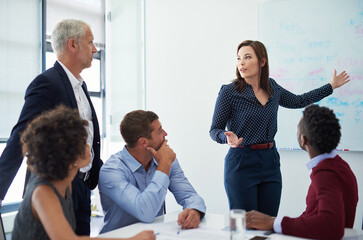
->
[12, 105, 155, 240]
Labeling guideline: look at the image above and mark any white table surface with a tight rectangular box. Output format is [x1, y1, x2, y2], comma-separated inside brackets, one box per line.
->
[98, 211, 363, 239]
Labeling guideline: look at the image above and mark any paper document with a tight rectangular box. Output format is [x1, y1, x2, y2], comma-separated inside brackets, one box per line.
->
[152, 220, 262, 240]
[152, 221, 227, 240]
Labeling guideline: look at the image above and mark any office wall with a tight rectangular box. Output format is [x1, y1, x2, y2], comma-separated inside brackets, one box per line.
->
[145, 0, 363, 229]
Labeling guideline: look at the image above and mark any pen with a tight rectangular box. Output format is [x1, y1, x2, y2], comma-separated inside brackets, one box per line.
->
[177, 225, 182, 235]
[177, 221, 183, 235]
[155, 232, 160, 236]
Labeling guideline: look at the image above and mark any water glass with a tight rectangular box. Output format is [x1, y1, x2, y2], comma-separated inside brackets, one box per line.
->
[230, 209, 246, 240]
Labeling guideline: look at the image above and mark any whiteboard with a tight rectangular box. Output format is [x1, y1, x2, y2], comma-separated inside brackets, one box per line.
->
[259, 0, 363, 151]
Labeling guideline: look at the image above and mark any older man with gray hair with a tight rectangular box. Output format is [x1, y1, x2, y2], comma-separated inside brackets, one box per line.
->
[0, 19, 102, 235]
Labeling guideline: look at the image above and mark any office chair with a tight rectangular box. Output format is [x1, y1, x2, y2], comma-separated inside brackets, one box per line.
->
[0, 213, 5, 240]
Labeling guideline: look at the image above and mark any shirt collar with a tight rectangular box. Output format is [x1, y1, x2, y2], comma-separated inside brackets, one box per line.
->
[306, 149, 337, 170]
[120, 145, 158, 172]
[57, 60, 83, 88]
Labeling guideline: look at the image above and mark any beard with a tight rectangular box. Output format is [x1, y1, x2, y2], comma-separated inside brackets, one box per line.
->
[155, 142, 163, 151]
[150, 138, 165, 151]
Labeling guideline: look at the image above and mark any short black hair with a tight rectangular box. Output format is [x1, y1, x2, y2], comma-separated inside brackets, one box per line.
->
[300, 104, 341, 154]
[21, 105, 88, 180]
[120, 110, 159, 148]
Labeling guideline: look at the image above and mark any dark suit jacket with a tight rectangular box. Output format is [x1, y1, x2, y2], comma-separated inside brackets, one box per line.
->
[0, 61, 102, 200]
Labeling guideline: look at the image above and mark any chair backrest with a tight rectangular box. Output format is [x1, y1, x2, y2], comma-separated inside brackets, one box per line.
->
[0, 213, 5, 240]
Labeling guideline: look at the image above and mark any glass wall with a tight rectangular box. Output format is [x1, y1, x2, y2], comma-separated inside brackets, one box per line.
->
[105, 0, 145, 155]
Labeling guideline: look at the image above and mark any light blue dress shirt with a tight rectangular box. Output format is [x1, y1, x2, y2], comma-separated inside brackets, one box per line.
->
[273, 150, 338, 233]
[98, 146, 206, 233]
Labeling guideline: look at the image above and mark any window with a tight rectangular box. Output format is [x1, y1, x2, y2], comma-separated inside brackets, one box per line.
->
[0, 0, 42, 206]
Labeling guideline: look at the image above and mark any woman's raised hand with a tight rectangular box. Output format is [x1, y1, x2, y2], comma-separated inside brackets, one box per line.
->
[330, 69, 350, 90]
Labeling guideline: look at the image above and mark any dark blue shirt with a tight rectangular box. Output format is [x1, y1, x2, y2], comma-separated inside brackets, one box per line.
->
[209, 78, 333, 146]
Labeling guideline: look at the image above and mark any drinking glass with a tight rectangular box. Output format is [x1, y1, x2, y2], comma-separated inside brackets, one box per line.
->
[230, 209, 246, 240]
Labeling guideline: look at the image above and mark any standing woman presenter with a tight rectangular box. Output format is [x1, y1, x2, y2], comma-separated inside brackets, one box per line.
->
[209, 40, 350, 216]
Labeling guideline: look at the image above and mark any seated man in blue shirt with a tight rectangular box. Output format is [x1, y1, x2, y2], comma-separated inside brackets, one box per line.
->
[99, 110, 207, 233]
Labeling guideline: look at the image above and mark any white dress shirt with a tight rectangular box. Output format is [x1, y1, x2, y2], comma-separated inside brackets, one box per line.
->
[58, 60, 94, 172]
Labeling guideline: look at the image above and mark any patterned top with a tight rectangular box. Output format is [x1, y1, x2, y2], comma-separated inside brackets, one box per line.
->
[209, 78, 333, 146]
[12, 175, 75, 240]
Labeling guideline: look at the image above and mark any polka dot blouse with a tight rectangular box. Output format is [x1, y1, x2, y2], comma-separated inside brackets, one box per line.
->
[209, 78, 333, 146]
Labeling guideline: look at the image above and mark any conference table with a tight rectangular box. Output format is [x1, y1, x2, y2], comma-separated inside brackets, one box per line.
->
[98, 211, 363, 239]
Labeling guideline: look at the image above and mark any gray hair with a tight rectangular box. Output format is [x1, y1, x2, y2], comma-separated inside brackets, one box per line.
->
[51, 19, 90, 56]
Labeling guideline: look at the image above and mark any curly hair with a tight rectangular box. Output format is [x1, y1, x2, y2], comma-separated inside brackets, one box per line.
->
[120, 110, 159, 148]
[21, 105, 88, 180]
[300, 104, 341, 154]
